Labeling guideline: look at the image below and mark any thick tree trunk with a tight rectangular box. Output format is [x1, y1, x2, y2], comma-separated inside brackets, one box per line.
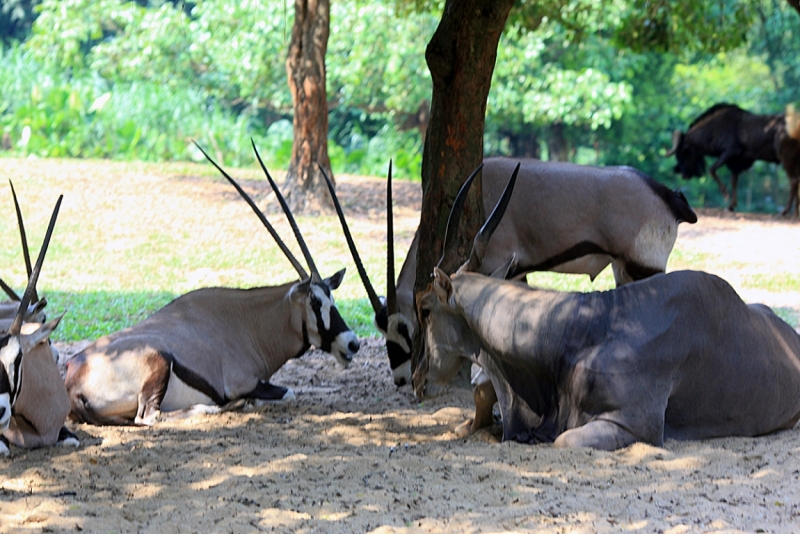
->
[412, 0, 514, 366]
[285, 0, 334, 213]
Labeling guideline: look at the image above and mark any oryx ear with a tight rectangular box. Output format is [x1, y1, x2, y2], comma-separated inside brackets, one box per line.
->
[325, 268, 346, 291]
[27, 298, 47, 321]
[432, 267, 453, 303]
[489, 254, 516, 280]
[19, 313, 63, 353]
[289, 278, 313, 302]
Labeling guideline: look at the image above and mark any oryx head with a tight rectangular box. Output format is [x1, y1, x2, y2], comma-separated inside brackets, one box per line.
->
[1, 195, 62, 432]
[321, 161, 415, 386]
[413, 163, 519, 398]
[195, 141, 360, 366]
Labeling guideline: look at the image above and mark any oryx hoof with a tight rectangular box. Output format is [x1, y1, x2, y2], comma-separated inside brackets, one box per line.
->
[57, 427, 80, 448]
[454, 418, 475, 438]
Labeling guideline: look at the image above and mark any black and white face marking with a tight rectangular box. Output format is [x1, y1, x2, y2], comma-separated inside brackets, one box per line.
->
[0, 334, 23, 432]
[375, 307, 414, 386]
[305, 281, 360, 367]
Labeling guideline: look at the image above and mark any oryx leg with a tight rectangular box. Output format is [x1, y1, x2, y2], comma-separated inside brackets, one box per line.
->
[0, 435, 8, 455]
[455, 364, 498, 437]
[57, 426, 80, 447]
[134, 352, 172, 425]
[554, 419, 641, 451]
[241, 380, 296, 408]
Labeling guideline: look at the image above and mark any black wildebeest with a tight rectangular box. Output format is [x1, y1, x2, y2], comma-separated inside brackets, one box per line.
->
[415, 162, 800, 451]
[667, 103, 800, 214]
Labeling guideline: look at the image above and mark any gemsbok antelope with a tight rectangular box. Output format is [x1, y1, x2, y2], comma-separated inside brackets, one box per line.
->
[415, 164, 800, 451]
[335, 158, 698, 387]
[64, 142, 360, 426]
[1, 195, 78, 455]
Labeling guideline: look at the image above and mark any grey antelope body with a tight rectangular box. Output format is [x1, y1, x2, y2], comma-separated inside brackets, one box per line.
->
[368, 157, 697, 386]
[64, 143, 360, 426]
[416, 166, 800, 450]
[418, 270, 800, 450]
[1, 195, 78, 454]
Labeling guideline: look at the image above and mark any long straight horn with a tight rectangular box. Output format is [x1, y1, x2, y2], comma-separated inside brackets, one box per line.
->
[193, 141, 309, 280]
[319, 163, 383, 313]
[385, 161, 397, 315]
[436, 163, 484, 270]
[461, 162, 520, 273]
[9, 195, 62, 336]
[10, 180, 37, 303]
[0, 276, 20, 301]
[250, 139, 320, 282]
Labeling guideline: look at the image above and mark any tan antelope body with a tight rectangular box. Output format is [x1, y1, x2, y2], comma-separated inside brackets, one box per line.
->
[338, 157, 698, 387]
[1, 195, 77, 455]
[64, 143, 360, 426]
[415, 165, 800, 450]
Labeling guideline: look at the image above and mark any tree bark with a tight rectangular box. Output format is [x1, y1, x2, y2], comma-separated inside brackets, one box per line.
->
[285, 0, 334, 213]
[412, 0, 514, 365]
[547, 122, 569, 162]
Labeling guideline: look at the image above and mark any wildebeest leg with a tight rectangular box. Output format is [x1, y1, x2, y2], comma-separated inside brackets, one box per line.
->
[134, 352, 172, 426]
[708, 158, 730, 202]
[554, 419, 641, 451]
[455, 365, 498, 437]
[728, 172, 739, 211]
[782, 175, 800, 216]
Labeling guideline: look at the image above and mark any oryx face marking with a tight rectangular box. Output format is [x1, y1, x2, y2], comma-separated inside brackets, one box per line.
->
[0, 335, 22, 431]
[305, 282, 360, 368]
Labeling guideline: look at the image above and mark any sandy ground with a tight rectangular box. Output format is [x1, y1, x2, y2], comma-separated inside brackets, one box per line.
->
[4, 177, 800, 532]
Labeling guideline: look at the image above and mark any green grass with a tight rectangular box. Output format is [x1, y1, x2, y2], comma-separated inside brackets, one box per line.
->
[741, 273, 800, 293]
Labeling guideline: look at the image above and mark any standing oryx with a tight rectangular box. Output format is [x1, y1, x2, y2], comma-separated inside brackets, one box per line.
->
[64, 142, 360, 426]
[415, 165, 800, 451]
[2, 194, 78, 455]
[329, 158, 697, 387]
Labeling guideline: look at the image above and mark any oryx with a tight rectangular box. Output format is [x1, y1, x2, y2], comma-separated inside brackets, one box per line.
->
[415, 164, 800, 450]
[2, 195, 78, 455]
[64, 142, 360, 426]
[335, 158, 698, 387]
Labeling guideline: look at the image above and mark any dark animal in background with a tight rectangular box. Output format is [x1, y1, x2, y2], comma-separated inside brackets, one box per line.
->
[667, 103, 800, 214]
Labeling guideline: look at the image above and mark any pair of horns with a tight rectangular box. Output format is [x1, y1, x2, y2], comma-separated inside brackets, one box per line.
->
[0, 181, 39, 304]
[320, 161, 397, 315]
[9, 194, 62, 336]
[439, 161, 520, 274]
[194, 140, 321, 282]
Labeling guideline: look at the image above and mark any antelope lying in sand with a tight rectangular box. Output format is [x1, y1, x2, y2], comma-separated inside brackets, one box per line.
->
[414, 165, 800, 450]
[330, 158, 698, 387]
[64, 143, 360, 426]
[1, 195, 78, 455]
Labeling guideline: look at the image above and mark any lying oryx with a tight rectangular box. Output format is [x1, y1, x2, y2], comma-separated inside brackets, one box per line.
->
[337, 158, 698, 386]
[2, 195, 78, 454]
[415, 165, 800, 450]
[64, 143, 360, 426]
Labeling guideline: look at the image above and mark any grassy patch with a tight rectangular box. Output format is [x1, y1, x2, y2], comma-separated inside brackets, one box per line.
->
[741, 274, 800, 293]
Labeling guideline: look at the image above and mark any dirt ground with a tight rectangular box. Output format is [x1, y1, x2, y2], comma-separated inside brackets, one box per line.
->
[3, 167, 800, 533]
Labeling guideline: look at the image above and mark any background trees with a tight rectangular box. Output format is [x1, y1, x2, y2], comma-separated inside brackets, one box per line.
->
[0, 0, 796, 213]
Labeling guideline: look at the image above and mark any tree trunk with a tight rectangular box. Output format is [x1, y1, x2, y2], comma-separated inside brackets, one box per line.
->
[547, 122, 569, 162]
[412, 0, 514, 365]
[285, 0, 334, 213]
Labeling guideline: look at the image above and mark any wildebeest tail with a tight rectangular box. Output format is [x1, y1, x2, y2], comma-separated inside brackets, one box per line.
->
[667, 189, 698, 224]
